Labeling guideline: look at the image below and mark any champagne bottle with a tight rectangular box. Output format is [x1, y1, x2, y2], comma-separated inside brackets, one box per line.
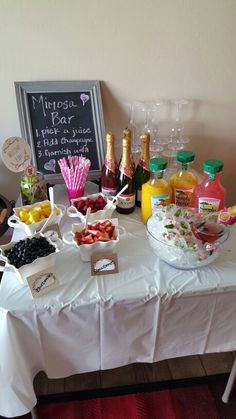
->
[101, 132, 118, 197]
[135, 133, 151, 207]
[116, 136, 135, 214]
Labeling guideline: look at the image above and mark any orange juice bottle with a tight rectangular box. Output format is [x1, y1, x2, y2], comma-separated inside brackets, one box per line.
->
[170, 150, 198, 208]
[141, 158, 172, 224]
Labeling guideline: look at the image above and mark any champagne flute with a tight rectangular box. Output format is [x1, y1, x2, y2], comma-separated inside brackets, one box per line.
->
[164, 99, 189, 177]
[169, 99, 189, 144]
[140, 101, 165, 158]
[125, 101, 143, 165]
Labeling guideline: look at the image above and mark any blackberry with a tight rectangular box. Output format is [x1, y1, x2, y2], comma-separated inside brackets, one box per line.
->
[4, 236, 56, 268]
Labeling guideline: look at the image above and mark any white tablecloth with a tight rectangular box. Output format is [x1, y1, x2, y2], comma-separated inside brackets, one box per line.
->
[1, 183, 236, 417]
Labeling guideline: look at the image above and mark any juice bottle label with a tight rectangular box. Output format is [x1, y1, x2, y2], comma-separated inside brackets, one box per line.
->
[175, 187, 194, 207]
[151, 193, 170, 210]
[198, 197, 221, 213]
[117, 193, 135, 209]
[101, 186, 117, 197]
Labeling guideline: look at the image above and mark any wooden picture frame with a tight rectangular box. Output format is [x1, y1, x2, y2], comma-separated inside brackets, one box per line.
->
[15, 80, 105, 182]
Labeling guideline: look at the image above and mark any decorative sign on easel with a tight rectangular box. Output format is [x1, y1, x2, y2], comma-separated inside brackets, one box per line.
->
[15, 80, 105, 182]
[1, 137, 31, 172]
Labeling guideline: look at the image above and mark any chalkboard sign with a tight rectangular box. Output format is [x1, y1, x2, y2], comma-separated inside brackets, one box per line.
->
[15, 80, 105, 182]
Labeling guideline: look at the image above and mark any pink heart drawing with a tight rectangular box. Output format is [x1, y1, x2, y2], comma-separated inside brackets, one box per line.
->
[80, 93, 89, 106]
[44, 159, 56, 172]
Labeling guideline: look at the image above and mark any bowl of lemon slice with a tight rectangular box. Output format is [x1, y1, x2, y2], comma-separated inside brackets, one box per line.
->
[8, 200, 66, 236]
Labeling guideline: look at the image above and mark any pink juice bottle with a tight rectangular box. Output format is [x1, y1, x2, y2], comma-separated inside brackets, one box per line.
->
[193, 159, 226, 213]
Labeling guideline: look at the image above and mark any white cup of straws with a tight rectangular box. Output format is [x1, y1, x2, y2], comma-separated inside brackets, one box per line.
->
[58, 156, 91, 204]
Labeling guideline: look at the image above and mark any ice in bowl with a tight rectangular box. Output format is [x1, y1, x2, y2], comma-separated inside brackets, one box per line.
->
[146, 204, 230, 269]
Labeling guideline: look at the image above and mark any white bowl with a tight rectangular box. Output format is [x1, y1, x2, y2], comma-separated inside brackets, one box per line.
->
[146, 213, 230, 270]
[63, 218, 126, 262]
[8, 200, 66, 236]
[0, 233, 63, 284]
[67, 193, 116, 223]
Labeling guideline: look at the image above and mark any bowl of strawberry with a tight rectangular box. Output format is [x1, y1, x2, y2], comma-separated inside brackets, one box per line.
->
[67, 193, 116, 223]
[62, 219, 126, 262]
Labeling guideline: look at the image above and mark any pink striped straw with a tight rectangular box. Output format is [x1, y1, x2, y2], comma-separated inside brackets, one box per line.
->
[58, 156, 91, 191]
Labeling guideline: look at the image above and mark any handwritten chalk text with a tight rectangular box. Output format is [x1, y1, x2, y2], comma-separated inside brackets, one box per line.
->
[32, 95, 78, 117]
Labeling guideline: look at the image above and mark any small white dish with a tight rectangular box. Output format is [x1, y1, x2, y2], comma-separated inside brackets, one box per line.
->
[8, 200, 66, 236]
[67, 193, 116, 223]
[0, 233, 63, 284]
[62, 218, 126, 262]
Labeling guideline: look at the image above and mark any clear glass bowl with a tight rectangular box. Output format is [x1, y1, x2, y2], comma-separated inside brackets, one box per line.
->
[146, 214, 230, 270]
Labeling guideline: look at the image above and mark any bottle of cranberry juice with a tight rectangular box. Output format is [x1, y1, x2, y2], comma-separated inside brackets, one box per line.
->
[101, 132, 118, 198]
[193, 159, 226, 213]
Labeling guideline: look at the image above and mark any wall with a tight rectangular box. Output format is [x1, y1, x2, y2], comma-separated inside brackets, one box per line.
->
[0, 0, 236, 204]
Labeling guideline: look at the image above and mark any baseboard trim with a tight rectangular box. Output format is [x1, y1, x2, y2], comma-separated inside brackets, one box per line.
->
[37, 372, 229, 405]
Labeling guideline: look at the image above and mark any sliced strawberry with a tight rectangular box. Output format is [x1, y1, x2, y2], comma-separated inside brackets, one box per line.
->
[75, 200, 84, 210]
[87, 229, 100, 236]
[105, 225, 115, 236]
[89, 223, 100, 231]
[75, 232, 83, 242]
[99, 220, 112, 228]
[97, 231, 110, 241]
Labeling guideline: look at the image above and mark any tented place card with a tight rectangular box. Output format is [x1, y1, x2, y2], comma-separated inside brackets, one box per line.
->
[27, 267, 59, 298]
[91, 252, 119, 276]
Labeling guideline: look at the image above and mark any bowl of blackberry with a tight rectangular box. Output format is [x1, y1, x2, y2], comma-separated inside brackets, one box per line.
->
[0, 234, 63, 284]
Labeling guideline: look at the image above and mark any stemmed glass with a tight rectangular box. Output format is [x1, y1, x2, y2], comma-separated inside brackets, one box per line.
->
[139, 101, 165, 158]
[169, 99, 189, 143]
[163, 99, 189, 176]
[125, 102, 142, 165]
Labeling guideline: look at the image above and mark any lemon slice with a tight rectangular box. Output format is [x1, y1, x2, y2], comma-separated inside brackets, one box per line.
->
[19, 208, 29, 222]
[28, 209, 41, 223]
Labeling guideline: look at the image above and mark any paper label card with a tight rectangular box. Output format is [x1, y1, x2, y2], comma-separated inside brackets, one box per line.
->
[1, 137, 31, 172]
[27, 267, 59, 298]
[91, 252, 119, 276]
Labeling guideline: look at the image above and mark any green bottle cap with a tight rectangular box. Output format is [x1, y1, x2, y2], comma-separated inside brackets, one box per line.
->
[149, 158, 167, 171]
[177, 150, 195, 163]
[203, 159, 224, 174]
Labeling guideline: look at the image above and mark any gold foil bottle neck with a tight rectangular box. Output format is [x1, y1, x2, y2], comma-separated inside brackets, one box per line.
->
[140, 132, 150, 144]
[140, 132, 150, 162]
[106, 132, 114, 142]
[123, 127, 131, 140]
[122, 137, 130, 148]
[105, 132, 116, 161]
[121, 137, 131, 166]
